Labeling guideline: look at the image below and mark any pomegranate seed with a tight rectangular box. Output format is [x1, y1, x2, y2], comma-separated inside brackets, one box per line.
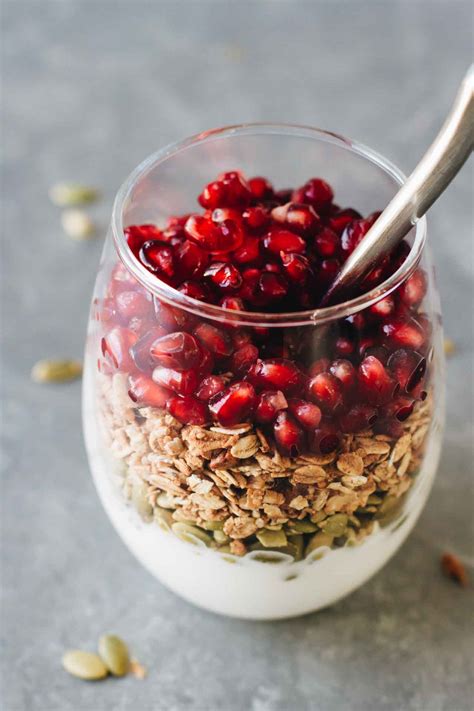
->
[273, 412, 305, 456]
[130, 326, 167, 372]
[175, 240, 209, 280]
[374, 417, 404, 438]
[128, 316, 156, 335]
[205, 262, 242, 290]
[115, 291, 152, 321]
[107, 263, 139, 297]
[271, 202, 320, 234]
[292, 178, 334, 211]
[220, 296, 246, 311]
[398, 269, 427, 308]
[185, 215, 244, 254]
[319, 259, 341, 287]
[308, 358, 331, 377]
[280, 253, 313, 284]
[232, 329, 252, 348]
[125, 224, 162, 255]
[334, 335, 356, 357]
[382, 317, 426, 350]
[363, 346, 390, 364]
[153, 298, 197, 332]
[139, 241, 175, 280]
[149, 331, 202, 371]
[339, 404, 378, 433]
[101, 327, 138, 372]
[369, 295, 395, 318]
[248, 176, 274, 200]
[387, 348, 426, 392]
[258, 272, 288, 302]
[231, 343, 259, 375]
[328, 208, 362, 235]
[288, 398, 322, 429]
[178, 281, 211, 301]
[380, 396, 415, 422]
[196, 375, 226, 401]
[329, 359, 356, 389]
[193, 322, 233, 358]
[314, 228, 339, 257]
[208, 381, 257, 426]
[167, 395, 209, 425]
[263, 229, 306, 255]
[358, 335, 377, 359]
[198, 180, 227, 209]
[247, 358, 304, 394]
[152, 365, 198, 396]
[128, 373, 172, 408]
[196, 345, 214, 377]
[310, 423, 340, 454]
[308, 372, 343, 412]
[358, 356, 398, 405]
[242, 207, 269, 231]
[231, 236, 261, 264]
[255, 390, 288, 423]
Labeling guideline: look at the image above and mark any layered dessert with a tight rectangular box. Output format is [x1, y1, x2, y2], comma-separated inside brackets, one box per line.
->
[84, 169, 442, 618]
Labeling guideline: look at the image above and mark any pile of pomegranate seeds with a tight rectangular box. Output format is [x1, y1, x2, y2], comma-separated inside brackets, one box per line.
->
[97, 170, 430, 454]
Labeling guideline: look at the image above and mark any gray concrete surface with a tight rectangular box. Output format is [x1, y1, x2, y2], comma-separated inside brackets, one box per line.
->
[1, 2, 473, 710]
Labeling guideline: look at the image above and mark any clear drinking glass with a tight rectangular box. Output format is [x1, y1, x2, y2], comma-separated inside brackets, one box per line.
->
[83, 125, 444, 620]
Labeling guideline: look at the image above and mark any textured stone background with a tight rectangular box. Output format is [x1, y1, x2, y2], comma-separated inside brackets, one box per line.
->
[1, 2, 473, 710]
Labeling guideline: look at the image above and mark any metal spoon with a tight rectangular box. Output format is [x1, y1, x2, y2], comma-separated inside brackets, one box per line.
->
[321, 65, 474, 307]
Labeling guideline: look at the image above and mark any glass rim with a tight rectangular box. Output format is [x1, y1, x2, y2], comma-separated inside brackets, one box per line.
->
[111, 122, 427, 328]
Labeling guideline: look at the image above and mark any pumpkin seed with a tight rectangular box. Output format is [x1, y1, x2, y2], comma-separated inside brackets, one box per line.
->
[310, 511, 327, 524]
[62, 650, 108, 680]
[202, 520, 225, 531]
[256, 528, 288, 548]
[282, 534, 304, 561]
[131, 481, 153, 522]
[171, 522, 212, 546]
[98, 634, 129, 677]
[61, 209, 96, 240]
[286, 519, 318, 534]
[305, 531, 334, 557]
[321, 514, 348, 537]
[153, 506, 173, 531]
[49, 182, 99, 206]
[213, 530, 229, 545]
[31, 358, 82, 384]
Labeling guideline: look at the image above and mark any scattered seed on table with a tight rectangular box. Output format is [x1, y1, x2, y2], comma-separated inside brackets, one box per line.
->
[129, 659, 147, 680]
[31, 358, 82, 384]
[61, 209, 96, 240]
[441, 551, 468, 587]
[444, 338, 456, 356]
[98, 634, 130, 677]
[49, 182, 100, 207]
[62, 650, 108, 680]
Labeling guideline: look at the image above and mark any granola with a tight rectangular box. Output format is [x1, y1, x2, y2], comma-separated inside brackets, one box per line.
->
[97, 372, 432, 561]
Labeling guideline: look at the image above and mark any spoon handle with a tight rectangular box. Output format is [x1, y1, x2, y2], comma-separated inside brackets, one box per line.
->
[322, 65, 474, 306]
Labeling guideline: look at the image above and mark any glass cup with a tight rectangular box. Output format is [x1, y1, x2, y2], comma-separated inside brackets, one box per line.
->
[83, 125, 444, 619]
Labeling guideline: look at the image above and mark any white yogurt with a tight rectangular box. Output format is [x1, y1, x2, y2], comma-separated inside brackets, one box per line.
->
[82, 361, 443, 620]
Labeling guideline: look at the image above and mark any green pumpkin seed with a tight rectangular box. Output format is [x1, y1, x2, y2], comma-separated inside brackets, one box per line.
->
[213, 530, 229, 545]
[202, 520, 225, 531]
[31, 358, 82, 384]
[49, 182, 100, 206]
[153, 506, 174, 531]
[305, 531, 334, 557]
[282, 534, 304, 561]
[171, 522, 212, 546]
[286, 519, 318, 534]
[256, 528, 288, 548]
[310, 511, 327, 524]
[321, 514, 348, 537]
[98, 634, 129, 677]
[131, 481, 153, 522]
[367, 494, 383, 505]
[62, 650, 108, 680]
